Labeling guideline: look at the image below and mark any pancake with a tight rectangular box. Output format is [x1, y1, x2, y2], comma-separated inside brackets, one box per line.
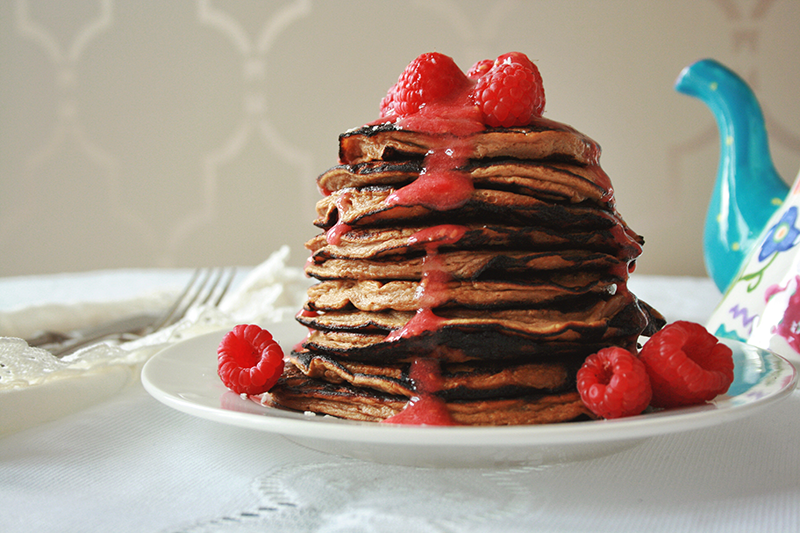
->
[318, 159, 610, 205]
[262, 366, 590, 425]
[298, 292, 638, 333]
[300, 328, 642, 362]
[288, 351, 579, 399]
[304, 276, 620, 312]
[305, 224, 643, 262]
[305, 249, 625, 281]
[314, 187, 629, 230]
[298, 296, 663, 365]
[338, 118, 601, 167]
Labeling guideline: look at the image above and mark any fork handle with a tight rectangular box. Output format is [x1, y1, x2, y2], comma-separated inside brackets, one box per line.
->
[28, 313, 159, 356]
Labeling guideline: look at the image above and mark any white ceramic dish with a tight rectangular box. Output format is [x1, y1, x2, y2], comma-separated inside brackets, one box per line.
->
[1, 364, 132, 436]
[141, 320, 797, 468]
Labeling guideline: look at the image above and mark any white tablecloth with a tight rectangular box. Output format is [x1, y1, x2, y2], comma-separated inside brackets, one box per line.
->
[1, 267, 798, 533]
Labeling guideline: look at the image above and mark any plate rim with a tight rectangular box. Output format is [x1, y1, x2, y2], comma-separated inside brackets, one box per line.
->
[141, 323, 798, 448]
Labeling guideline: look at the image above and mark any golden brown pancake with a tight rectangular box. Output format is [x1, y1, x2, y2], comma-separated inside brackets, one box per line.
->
[338, 119, 601, 167]
[288, 351, 578, 399]
[314, 187, 629, 230]
[305, 224, 643, 263]
[318, 159, 610, 205]
[298, 292, 639, 334]
[304, 277, 621, 312]
[262, 366, 590, 425]
[305, 249, 625, 281]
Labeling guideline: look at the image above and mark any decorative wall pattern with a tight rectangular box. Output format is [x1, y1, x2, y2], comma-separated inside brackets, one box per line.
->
[1, 0, 798, 277]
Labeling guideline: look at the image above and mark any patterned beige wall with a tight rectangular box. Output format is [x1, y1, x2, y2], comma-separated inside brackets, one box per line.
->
[1, 0, 799, 278]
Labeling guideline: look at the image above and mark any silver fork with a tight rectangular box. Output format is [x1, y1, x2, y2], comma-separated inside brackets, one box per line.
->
[146, 267, 237, 333]
[35, 267, 237, 357]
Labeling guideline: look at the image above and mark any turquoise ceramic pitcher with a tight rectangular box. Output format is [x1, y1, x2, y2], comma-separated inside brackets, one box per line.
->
[675, 59, 789, 293]
[681, 60, 800, 363]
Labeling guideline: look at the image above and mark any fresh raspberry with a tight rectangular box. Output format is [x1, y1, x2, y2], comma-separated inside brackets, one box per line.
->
[470, 53, 545, 127]
[577, 346, 652, 419]
[217, 324, 284, 395]
[379, 52, 471, 119]
[496, 51, 538, 72]
[639, 321, 734, 408]
[466, 59, 493, 79]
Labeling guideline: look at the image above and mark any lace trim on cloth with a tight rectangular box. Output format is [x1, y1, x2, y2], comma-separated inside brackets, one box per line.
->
[168, 460, 557, 532]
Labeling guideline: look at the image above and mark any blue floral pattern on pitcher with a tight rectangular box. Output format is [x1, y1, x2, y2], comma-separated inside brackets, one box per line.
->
[758, 206, 800, 261]
[706, 175, 800, 365]
[735, 206, 800, 293]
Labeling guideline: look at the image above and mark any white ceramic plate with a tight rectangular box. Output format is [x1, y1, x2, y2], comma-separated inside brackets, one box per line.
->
[142, 320, 798, 468]
[1, 364, 132, 436]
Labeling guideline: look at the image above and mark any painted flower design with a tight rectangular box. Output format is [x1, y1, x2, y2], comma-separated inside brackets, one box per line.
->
[758, 206, 800, 261]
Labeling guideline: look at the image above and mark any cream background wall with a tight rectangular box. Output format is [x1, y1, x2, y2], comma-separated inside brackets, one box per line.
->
[1, 0, 799, 277]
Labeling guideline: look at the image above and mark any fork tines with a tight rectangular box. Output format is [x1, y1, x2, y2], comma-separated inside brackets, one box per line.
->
[152, 267, 237, 331]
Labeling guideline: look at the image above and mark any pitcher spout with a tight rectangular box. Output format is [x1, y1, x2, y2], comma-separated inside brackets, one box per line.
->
[675, 59, 788, 292]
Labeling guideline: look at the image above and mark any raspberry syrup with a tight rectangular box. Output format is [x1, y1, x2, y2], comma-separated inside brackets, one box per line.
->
[383, 394, 455, 425]
[326, 192, 354, 245]
[383, 357, 456, 426]
[382, 223, 459, 424]
[382, 222, 459, 424]
[326, 222, 352, 246]
[385, 307, 448, 342]
[408, 224, 469, 248]
[378, 91, 486, 426]
[608, 223, 643, 259]
[386, 148, 474, 211]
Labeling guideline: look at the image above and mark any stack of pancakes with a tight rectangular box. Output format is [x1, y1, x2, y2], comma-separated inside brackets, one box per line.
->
[263, 117, 664, 425]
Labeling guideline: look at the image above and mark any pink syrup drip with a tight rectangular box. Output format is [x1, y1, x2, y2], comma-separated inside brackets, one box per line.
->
[326, 192, 353, 245]
[382, 357, 456, 426]
[386, 147, 474, 211]
[382, 225, 458, 425]
[377, 115, 479, 426]
[408, 224, 469, 248]
[608, 222, 643, 259]
[326, 222, 352, 246]
[394, 97, 484, 136]
[385, 307, 447, 343]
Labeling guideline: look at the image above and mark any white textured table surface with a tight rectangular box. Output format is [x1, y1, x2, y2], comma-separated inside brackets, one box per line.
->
[1, 269, 798, 533]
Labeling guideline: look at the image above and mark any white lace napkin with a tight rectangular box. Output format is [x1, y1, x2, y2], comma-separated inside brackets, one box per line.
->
[0, 246, 309, 433]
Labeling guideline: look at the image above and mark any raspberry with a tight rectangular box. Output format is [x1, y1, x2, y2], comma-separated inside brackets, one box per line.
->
[577, 346, 652, 419]
[639, 321, 734, 408]
[217, 324, 284, 395]
[496, 51, 538, 72]
[466, 59, 493, 79]
[379, 52, 471, 119]
[470, 52, 545, 127]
